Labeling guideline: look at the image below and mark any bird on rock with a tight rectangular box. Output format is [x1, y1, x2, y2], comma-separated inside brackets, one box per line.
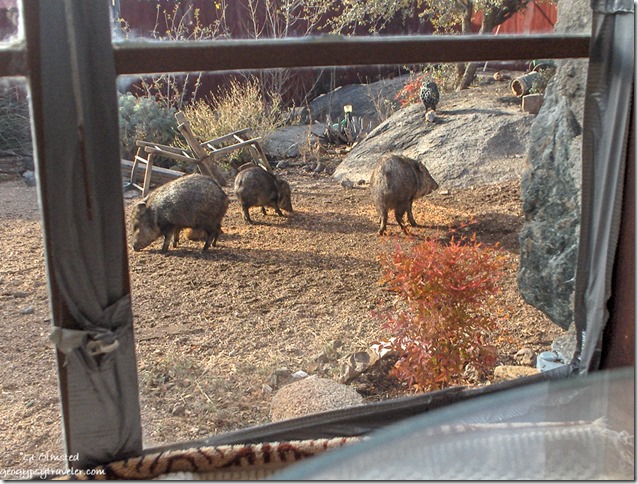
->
[419, 81, 440, 112]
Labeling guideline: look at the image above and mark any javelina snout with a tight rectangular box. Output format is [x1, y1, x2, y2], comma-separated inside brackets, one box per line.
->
[369, 154, 439, 235]
[234, 166, 293, 224]
[129, 173, 229, 253]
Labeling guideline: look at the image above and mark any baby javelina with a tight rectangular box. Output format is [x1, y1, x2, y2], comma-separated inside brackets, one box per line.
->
[234, 165, 293, 223]
[369, 154, 439, 235]
[129, 174, 229, 253]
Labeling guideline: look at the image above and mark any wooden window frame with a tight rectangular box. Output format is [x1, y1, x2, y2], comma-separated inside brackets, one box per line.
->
[1, 0, 592, 470]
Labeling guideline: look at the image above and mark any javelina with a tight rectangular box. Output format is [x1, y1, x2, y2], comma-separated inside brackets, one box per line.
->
[129, 173, 229, 252]
[369, 154, 439, 235]
[234, 165, 293, 223]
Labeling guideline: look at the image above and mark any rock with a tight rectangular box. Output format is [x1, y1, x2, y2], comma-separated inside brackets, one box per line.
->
[270, 375, 363, 422]
[332, 88, 534, 190]
[493, 365, 539, 382]
[276, 160, 290, 169]
[517, 0, 590, 330]
[551, 325, 578, 363]
[307, 352, 332, 374]
[308, 76, 406, 127]
[313, 162, 325, 173]
[267, 368, 294, 390]
[22, 170, 36, 187]
[514, 347, 536, 367]
[262, 124, 325, 159]
[493, 71, 511, 82]
[340, 179, 355, 190]
[522, 94, 544, 114]
[170, 404, 185, 416]
[20, 306, 34, 315]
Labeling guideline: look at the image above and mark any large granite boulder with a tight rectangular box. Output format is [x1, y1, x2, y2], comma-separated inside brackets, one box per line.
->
[517, 0, 590, 329]
[307, 75, 407, 127]
[333, 80, 534, 190]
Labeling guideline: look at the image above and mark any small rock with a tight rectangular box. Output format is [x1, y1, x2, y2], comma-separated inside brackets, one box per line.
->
[276, 160, 290, 169]
[22, 170, 36, 187]
[20, 306, 34, 315]
[357, 180, 366, 186]
[171, 404, 186, 416]
[270, 375, 363, 422]
[340, 179, 355, 189]
[291, 370, 309, 380]
[522, 94, 544, 115]
[267, 367, 294, 390]
[313, 162, 325, 173]
[425, 110, 437, 123]
[514, 347, 536, 367]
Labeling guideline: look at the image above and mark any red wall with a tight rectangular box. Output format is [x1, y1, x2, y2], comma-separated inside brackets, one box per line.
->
[472, 2, 557, 34]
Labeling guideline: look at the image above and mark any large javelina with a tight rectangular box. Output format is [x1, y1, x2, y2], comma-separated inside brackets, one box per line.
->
[369, 154, 439, 235]
[234, 165, 293, 223]
[129, 174, 229, 252]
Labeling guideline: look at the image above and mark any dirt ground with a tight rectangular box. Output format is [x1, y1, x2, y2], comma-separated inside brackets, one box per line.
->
[0, 158, 562, 476]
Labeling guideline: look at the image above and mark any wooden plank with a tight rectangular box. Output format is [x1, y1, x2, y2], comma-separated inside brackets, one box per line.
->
[203, 138, 264, 156]
[143, 146, 197, 164]
[135, 140, 190, 156]
[23, 0, 142, 470]
[113, 34, 591, 75]
[202, 128, 252, 147]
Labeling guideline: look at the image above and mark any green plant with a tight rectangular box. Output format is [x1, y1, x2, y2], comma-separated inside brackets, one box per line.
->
[0, 81, 32, 158]
[118, 93, 180, 167]
[528, 65, 556, 95]
[376, 234, 507, 391]
[182, 77, 286, 164]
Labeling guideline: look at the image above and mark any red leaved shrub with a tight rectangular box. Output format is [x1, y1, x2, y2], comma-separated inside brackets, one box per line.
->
[377, 235, 507, 391]
[394, 73, 425, 107]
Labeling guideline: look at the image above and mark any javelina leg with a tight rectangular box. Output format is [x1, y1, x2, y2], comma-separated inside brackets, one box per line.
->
[274, 205, 284, 217]
[407, 203, 418, 227]
[161, 230, 174, 252]
[395, 209, 410, 235]
[172, 228, 181, 248]
[203, 225, 221, 252]
[202, 233, 213, 252]
[241, 204, 253, 224]
[378, 212, 388, 235]
[261, 207, 267, 216]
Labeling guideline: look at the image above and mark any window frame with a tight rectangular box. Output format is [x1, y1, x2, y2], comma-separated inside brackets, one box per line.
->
[1, 0, 607, 471]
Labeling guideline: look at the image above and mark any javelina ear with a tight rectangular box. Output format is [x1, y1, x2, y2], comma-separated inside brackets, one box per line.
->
[135, 200, 148, 213]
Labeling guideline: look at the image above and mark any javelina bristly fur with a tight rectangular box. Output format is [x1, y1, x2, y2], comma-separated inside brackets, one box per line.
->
[369, 154, 439, 235]
[130, 173, 229, 252]
[234, 165, 293, 223]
